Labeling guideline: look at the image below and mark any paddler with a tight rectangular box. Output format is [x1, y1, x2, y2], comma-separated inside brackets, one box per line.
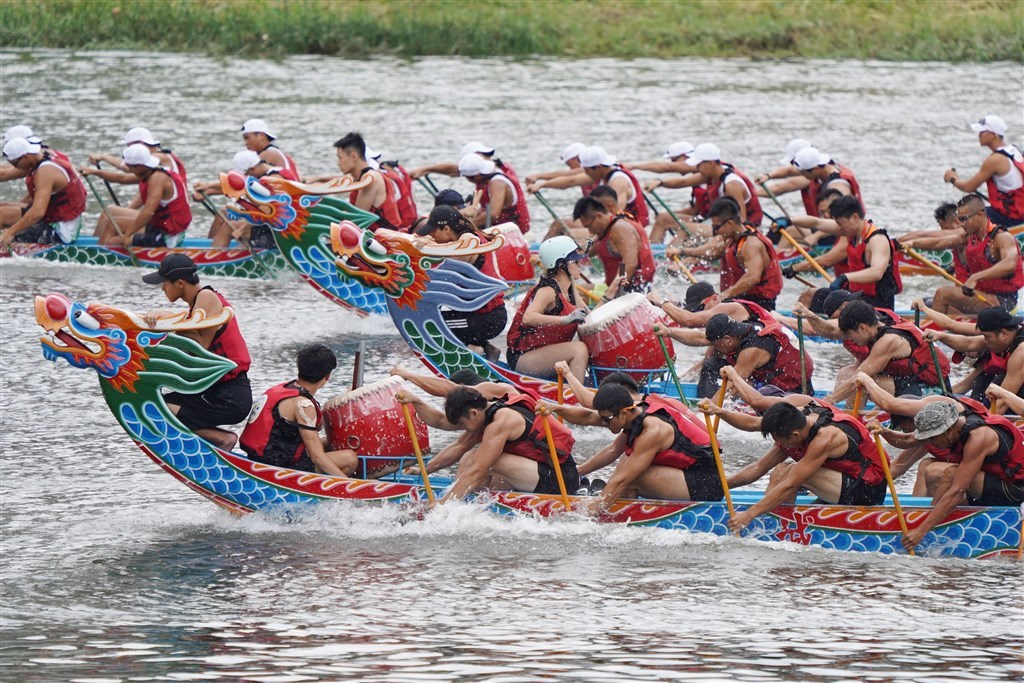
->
[726, 398, 888, 533]
[672, 142, 763, 228]
[753, 138, 812, 195]
[0, 137, 86, 249]
[458, 153, 530, 234]
[239, 344, 358, 477]
[757, 145, 862, 215]
[141, 254, 252, 450]
[572, 195, 655, 299]
[526, 142, 595, 240]
[83, 126, 189, 187]
[92, 144, 192, 247]
[409, 141, 523, 189]
[0, 124, 42, 181]
[531, 146, 650, 227]
[632, 141, 702, 243]
[943, 115, 1023, 227]
[241, 118, 300, 178]
[334, 131, 402, 231]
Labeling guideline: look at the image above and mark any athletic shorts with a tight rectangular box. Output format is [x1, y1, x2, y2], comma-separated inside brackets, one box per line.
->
[164, 373, 253, 431]
[837, 474, 887, 505]
[443, 305, 507, 348]
[991, 290, 1019, 313]
[683, 460, 725, 501]
[15, 213, 82, 244]
[967, 472, 1024, 506]
[892, 375, 946, 398]
[534, 456, 580, 496]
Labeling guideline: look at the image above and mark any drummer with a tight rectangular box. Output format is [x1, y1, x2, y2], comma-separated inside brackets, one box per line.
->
[572, 195, 655, 300]
[415, 206, 507, 361]
[505, 236, 591, 382]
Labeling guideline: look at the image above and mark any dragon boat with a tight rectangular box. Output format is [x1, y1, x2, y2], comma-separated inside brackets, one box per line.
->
[33, 291, 1021, 559]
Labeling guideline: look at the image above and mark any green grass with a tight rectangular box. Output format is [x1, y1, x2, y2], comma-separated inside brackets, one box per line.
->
[1, 0, 1020, 62]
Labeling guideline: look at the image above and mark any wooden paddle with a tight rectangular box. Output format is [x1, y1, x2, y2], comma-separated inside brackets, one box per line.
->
[83, 174, 140, 267]
[712, 376, 729, 434]
[197, 189, 277, 281]
[778, 228, 834, 283]
[670, 255, 698, 284]
[654, 325, 691, 406]
[901, 246, 992, 304]
[555, 367, 565, 424]
[538, 407, 572, 510]
[351, 340, 365, 390]
[703, 410, 735, 522]
[400, 400, 435, 505]
[873, 433, 913, 556]
[649, 188, 692, 238]
[92, 161, 121, 207]
[852, 386, 863, 418]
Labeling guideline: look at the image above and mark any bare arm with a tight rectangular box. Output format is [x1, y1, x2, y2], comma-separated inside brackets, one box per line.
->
[529, 171, 591, 191]
[293, 398, 351, 477]
[578, 432, 628, 476]
[726, 444, 787, 488]
[964, 231, 1021, 288]
[845, 235, 892, 285]
[443, 412, 520, 501]
[596, 418, 672, 509]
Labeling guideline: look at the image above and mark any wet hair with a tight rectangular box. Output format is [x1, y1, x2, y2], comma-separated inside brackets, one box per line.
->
[450, 369, 487, 386]
[934, 202, 958, 222]
[838, 299, 880, 332]
[589, 185, 618, 202]
[296, 343, 338, 382]
[572, 195, 608, 220]
[333, 131, 366, 157]
[598, 371, 640, 393]
[816, 187, 844, 208]
[708, 196, 741, 223]
[592, 383, 634, 414]
[957, 193, 985, 210]
[829, 195, 864, 220]
[444, 386, 488, 424]
[760, 402, 806, 440]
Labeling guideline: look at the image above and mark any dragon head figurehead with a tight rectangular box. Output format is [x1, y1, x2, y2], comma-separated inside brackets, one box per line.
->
[36, 293, 237, 396]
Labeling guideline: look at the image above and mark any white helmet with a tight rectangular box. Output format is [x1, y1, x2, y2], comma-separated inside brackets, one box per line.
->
[539, 235, 583, 270]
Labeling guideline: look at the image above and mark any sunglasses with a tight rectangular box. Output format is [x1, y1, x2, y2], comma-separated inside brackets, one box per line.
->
[957, 210, 983, 223]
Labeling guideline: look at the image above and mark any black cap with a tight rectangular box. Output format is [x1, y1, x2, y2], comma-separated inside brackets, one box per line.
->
[976, 306, 1024, 332]
[416, 205, 463, 236]
[822, 289, 864, 318]
[142, 254, 198, 284]
[684, 281, 716, 312]
[705, 313, 750, 341]
[434, 188, 466, 209]
[808, 288, 832, 315]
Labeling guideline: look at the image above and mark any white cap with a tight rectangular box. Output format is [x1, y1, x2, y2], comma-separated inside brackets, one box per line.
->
[121, 127, 159, 146]
[792, 146, 830, 171]
[365, 146, 382, 160]
[663, 141, 695, 159]
[579, 145, 616, 168]
[971, 115, 1008, 137]
[458, 154, 496, 177]
[122, 143, 160, 168]
[460, 141, 494, 159]
[4, 125, 41, 145]
[560, 142, 587, 163]
[780, 138, 812, 165]
[232, 150, 262, 173]
[687, 143, 721, 166]
[241, 118, 276, 140]
[2, 137, 41, 161]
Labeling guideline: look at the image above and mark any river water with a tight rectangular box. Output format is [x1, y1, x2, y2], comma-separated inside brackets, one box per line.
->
[1, 51, 1022, 682]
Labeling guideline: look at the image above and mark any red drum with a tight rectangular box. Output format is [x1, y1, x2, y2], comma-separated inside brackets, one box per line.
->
[488, 223, 535, 283]
[322, 376, 430, 475]
[578, 293, 674, 381]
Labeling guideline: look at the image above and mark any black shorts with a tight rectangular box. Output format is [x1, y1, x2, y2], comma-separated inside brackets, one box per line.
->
[737, 293, 776, 312]
[861, 292, 895, 311]
[133, 225, 169, 247]
[15, 220, 60, 245]
[986, 206, 1017, 228]
[683, 460, 725, 501]
[892, 375, 946, 398]
[443, 305, 507, 348]
[164, 373, 253, 430]
[837, 474, 887, 505]
[967, 472, 1024, 506]
[992, 290, 1019, 313]
[534, 457, 580, 496]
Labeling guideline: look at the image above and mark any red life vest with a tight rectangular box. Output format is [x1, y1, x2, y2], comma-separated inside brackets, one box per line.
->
[980, 327, 1024, 377]
[196, 287, 251, 382]
[24, 152, 86, 223]
[603, 165, 650, 227]
[591, 214, 656, 286]
[845, 221, 903, 300]
[725, 319, 811, 392]
[842, 308, 901, 362]
[140, 168, 191, 235]
[483, 393, 575, 464]
[260, 144, 300, 179]
[162, 149, 188, 188]
[380, 162, 418, 229]
[705, 164, 764, 227]
[721, 229, 783, 302]
[938, 409, 1024, 484]
[800, 164, 862, 216]
[352, 167, 402, 231]
[874, 320, 949, 385]
[986, 149, 1024, 220]
[478, 172, 530, 234]
[506, 278, 581, 355]
[964, 221, 1024, 294]
[692, 186, 710, 218]
[623, 394, 713, 470]
[781, 403, 886, 486]
[473, 249, 505, 314]
[266, 167, 299, 181]
[952, 243, 970, 283]
[925, 397, 990, 461]
[239, 381, 321, 466]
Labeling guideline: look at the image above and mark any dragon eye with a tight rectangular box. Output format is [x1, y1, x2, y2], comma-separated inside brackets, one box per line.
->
[73, 309, 100, 330]
[367, 238, 387, 256]
[249, 180, 271, 197]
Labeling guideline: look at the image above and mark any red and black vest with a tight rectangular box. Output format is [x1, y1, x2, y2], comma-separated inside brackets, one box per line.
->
[260, 144, 300, 179]
[353, 167, 402, 231]
[782, 402, 886, 486]
[722, 229, 783, 302]
[478, 172, 530, 234]
[140, 168, 191, 235]
[964, 221, 1024, 294]
[801, 164, 862, 216]
[483, 393, 575, 464]
[239, 381, 321, 467]
[380, 161, 418, 229]
[623, 394, 713, 470]
[591, 214, 656, 286]
[874, 320, 949, 385]
[725, 319, 812, 393]
[195, 286, 251, 382]
[162, 148, 188, 188]
[845, 221, 902, 301]
[971, 327, 1024, 401]
[705, 164, 763, 227]
[603, 165, 650, 227]
[986, 149, 1024, 220]
[842, 308, 901, 363]
[24, 152, 86, 223]
[932, 406, 1024, 484]
[692, 185, 710, 218]
[506, 277, 581, 355]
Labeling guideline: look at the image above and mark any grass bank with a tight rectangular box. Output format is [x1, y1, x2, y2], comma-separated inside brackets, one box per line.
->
[1, 0, 1020, 62]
